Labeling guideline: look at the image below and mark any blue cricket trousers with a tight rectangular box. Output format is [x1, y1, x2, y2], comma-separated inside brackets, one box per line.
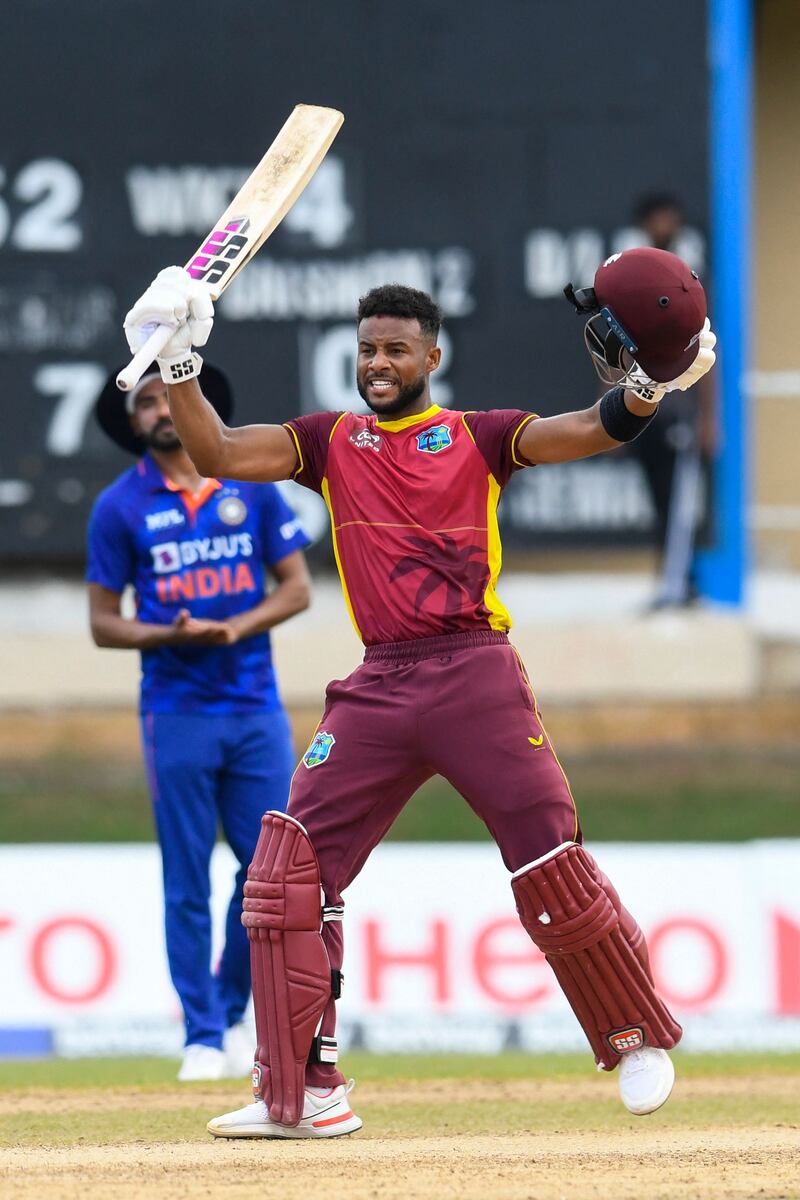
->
[141, 709, 295, 1048]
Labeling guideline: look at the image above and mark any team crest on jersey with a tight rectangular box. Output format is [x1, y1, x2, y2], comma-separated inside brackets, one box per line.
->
[217, 496, 247, 526]
[350, 428, 383, 453]
[303, 730, 336, 769]
[416, 424, 452, 454]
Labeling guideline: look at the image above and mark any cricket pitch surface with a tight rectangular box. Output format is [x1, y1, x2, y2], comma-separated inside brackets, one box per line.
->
[2, 1054, 799, 1199]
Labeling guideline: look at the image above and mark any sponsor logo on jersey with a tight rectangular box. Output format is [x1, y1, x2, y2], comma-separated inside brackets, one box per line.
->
[303, 730, 336, 769]
[150, 533, 254, 574]
[145, 508, 185, 532]
[155, 562, 257, 604]
[217, 496, 247, 526]
[607, 1026, 645, 1054]
[151, 543, 182, 573]
[528, 735, 544, 747]
[415, 424, 452, 455]
[280, 517, 305, 541]
[350, 428, 383, 453]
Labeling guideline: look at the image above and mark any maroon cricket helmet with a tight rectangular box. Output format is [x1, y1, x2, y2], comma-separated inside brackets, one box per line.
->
[565, 247, 707, 385]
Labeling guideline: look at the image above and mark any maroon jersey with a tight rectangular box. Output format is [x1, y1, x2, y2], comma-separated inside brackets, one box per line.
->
[284, 404, 536, 645]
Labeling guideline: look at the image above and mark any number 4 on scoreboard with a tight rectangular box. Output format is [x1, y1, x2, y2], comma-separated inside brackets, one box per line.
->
[281, 156, 353, 250]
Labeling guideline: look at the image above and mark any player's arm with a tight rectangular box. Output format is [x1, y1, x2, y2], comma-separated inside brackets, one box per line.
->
[88, 584, 233, 648]
[517, 389, 656, 464]
[122, 267, 298, 482]
[223, 550, 312, 644]
[518, 321, 717, 465]
[167, 378, 298, 482]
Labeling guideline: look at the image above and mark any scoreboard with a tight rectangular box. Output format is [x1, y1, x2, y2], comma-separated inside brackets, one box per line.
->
[0, 0, 708, 564]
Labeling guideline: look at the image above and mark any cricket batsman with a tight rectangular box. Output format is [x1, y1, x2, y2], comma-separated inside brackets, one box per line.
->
[121, 246, 716, 1132]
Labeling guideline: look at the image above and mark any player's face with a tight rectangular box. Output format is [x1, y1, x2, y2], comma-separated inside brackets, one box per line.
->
[643, 206, 682, 251]
[356, 316, 441, 417]
[130, 379, 181, 451]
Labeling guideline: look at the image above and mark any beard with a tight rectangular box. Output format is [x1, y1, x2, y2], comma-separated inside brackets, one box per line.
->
[144, 419, 182, 451]
[357, 372, 427, 416]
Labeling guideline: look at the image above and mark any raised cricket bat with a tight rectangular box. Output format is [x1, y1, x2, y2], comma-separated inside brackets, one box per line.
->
[116, 103, 344, 391]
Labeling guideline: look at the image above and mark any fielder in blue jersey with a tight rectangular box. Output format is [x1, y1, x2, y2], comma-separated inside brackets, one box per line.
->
[86, 362, 311, 1081]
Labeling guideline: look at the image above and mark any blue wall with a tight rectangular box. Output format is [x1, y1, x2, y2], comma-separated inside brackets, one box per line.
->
[696, 0, 753, 604]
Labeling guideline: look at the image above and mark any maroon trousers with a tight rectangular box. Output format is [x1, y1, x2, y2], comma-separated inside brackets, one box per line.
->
[287, 630, 580, 1087]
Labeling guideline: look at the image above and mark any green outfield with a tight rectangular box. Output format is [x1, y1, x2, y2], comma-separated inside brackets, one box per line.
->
[2, 1052, 799, 1199]
[2, 744, 798, 843]
[2, 1051, 799, 1144]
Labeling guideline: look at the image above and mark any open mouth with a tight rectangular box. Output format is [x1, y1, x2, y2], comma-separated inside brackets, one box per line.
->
[367, 377, 398, 397]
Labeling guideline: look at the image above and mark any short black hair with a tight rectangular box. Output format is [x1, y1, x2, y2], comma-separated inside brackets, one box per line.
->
[357, 283, 442, 341]
[634, 192, 683, 225]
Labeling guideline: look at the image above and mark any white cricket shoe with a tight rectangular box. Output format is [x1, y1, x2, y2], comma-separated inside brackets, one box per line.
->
[178, 1044, 227, 1082]
[619, 1047, 675, 1115]
[223, 1022, 255, 1078]
[207, 1081, 362, 1139]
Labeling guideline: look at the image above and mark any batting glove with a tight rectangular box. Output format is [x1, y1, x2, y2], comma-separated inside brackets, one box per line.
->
[629, 319, 717, 404]
[123, 266, 215, 384]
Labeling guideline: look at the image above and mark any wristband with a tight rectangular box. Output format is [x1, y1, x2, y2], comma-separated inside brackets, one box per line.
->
[599, 386, 658, 443]
[157, 351, 203, 385]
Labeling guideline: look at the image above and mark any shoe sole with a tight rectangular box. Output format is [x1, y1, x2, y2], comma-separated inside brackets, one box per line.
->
[207, 1115, 363, 1139]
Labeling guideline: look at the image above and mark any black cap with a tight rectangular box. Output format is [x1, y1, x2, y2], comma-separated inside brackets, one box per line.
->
[95, 362, 234, 454]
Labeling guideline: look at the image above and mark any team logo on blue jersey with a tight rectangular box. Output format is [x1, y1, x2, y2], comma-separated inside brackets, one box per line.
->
[303, 730, 336, 769]
[416, 424, 452, 455]
[218, 496, 247, 526]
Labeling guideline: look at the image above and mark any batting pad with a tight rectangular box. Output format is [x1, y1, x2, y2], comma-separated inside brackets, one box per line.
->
[242, 811, 331, 1125]
[512, 842, 682, 1070]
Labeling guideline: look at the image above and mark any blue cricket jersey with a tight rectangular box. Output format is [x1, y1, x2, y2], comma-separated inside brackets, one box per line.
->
[86, 454, 310, 714]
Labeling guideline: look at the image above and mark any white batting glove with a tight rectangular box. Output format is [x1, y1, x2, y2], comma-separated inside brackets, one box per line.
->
[629, 319, 717, 404]
[123, 266, 214, 384]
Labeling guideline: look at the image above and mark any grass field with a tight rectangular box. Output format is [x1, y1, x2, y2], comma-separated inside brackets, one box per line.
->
[1, 1053, 798, 1199]
[2, 745, 799, 843]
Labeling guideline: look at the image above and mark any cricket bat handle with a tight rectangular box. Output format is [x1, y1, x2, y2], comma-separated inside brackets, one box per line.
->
[116, 324, 175, 392]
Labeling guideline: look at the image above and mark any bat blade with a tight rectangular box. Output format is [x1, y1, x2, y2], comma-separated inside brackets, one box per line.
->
[184, 104, 344, 298]
[117, 103, 344, 391]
